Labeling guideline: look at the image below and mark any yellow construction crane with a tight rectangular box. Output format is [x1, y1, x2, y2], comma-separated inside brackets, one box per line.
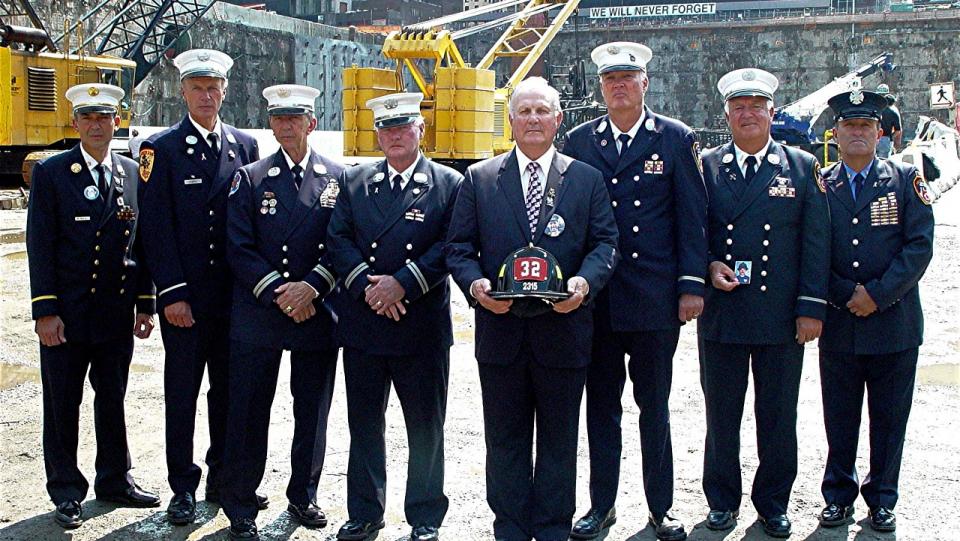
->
[343, 0, 580, 166]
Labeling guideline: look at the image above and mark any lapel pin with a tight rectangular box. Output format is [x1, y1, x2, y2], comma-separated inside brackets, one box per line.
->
[71, 163, 82, 174]
[412, 188, 421, 195]
[268, 167, 280, 177]
[228, 149, 236, 160]
[186, 148, 195, 155]
[226, 133, 237, 144]
[601, 139, 608, 147]
[722, 154, 734, 164]
[651, 154, 659, 160]
[201, 153, 207, 161]
[413, 172, 427, 183]
[768, 154, 780, 165]
[314, 163, 327, 175]
[185, 135, 198, 145]
[645, 118, 655, 131]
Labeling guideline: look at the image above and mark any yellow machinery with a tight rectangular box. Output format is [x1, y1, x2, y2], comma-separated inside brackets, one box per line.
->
[343, 0, 581, 165]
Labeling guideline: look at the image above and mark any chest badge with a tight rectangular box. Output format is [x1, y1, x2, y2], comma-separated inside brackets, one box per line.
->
[768, 176, 796, 198]
[268, 167, 280, 177]
[71, 163, 83, 174]
[83, 185, 99, 200]
[643, 158, 664, 175]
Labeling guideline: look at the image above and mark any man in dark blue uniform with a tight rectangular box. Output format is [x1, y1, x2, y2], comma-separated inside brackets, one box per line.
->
[327, 92, 462, 541]
[137, 48, 262, 524]
[27, 83, 160, 529]
[698, 68, 830, 538]
[446, 77, 619, 541]
[220, 84, 343, 541]
[563, 42, 707, 541]
[816, 89, 934, 533]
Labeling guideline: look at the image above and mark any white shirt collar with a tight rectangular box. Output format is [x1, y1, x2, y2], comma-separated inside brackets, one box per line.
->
[609, 111, 645, 145]
[80, 145, 112, 181]
[387, 153, 422, 189]
[281, 147, 312, 172]
[516, 145, 555, 188]
[733, 138, 772, 173]
[188, 114, 222, 143]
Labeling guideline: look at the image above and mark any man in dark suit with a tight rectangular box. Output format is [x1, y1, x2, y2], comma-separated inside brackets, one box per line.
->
[327, 92, 462, 541]
[220, 84, 344, 541]
[698, 68, 830, 538]
[27, 83, 160, 529]
[816, 90, 934, 533]
[446, 76, 619, 541]
[563, 41, 706, 541]
[137, 48, 262, 524]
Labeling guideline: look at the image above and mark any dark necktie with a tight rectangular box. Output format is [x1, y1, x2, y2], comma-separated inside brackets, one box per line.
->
[743, 155, 758, 184]
[390, 174, 403, 201]
[524, 162, 543, 236]
[291, 164, 303, 191]
[852, 173, 865, 200]
[207, 132, 220, 156]
[618, 133, 631, 155]
[95, 164, 108, 198]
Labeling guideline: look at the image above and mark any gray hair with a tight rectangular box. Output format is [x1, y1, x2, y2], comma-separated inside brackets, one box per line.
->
[509, 76, 562, 115]
[724, 98, 774, 113]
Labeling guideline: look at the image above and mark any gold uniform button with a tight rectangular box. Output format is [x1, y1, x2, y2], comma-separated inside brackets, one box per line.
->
[94, 259, 100, 266]
[94, 245, 101, 251]
[120, 288, 125, 294]
[124, 230, 130, 237]
[121, 274, 126, 280]
[209, 243, 215, 250]
[91, 273, 97, 279]
[96, 231, 101, 237]
[90, 288, 96, 293]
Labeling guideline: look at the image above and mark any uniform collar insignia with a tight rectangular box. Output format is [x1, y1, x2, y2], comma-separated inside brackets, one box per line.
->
[596, 120, 607, 134]
[268, 166, 280, 177]
[413, 172, 428, 184]
[226, 132, 237, 144]
[314, 163, 327, 175]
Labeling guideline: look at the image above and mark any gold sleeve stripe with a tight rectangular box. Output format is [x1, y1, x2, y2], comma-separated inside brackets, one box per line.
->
[31, 295, 58, 302]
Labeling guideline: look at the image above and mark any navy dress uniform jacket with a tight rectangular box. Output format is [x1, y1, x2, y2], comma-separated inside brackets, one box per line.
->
[327, 156, 463, 356]
[562, 109, 708, 331]
[818, 159, 934, 354]
[28, 146, 155, 341]
[226, 149, 343, 352]
[139, 116, 259, 316]
[700, 142, 830, 344]
[445, 150, 620, 367]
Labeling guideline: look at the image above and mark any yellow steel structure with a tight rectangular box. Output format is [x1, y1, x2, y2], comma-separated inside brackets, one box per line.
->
[342, 0, 581, 163]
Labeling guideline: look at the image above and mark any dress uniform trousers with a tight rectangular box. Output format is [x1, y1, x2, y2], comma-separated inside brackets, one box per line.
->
[699, 338, 804, 518]
[587, 315, 680, 515]
[343, 346, 450, 526]
[41, 336, 136, 504]
[160, 315, 230, 494]
[819, 348, 918, 510]
[221, 341, 337, 522]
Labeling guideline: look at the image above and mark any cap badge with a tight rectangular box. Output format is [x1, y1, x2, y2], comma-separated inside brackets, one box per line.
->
[87, 87, 100, 96]
[850, 89, 864, 105]
[628, 54, 636, 62]
[384, 98, 399, 110]
[198, 52, 210, 62]
[277, 88, 291, 98]
[607, 45, 620, 55]
[742, 70, 756, 81]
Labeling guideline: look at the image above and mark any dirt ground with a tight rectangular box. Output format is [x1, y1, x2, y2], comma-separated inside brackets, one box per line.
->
[0, 188, 957, 541]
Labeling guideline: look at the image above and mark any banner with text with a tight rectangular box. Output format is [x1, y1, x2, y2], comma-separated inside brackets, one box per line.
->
[588, 3, 717, 19]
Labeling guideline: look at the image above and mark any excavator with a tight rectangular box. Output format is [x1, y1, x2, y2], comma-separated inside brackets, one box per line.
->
[342, 0, 581, 169]
[0, 0, 217, 184]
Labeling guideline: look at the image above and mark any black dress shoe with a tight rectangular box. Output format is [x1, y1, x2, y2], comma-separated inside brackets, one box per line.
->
[570, 507, 617, 539]
[819, 503, 854, 527]
[54, 500, 83, 529]
[649, 511, 687, 541]
[411, 525, 439, 541]
[229, 517, 259, 540]
[167, 492, 196, 525]
[337, 518, 386, 540]
[758, 514, 792, 538]
[206, 486, 269, 510]
[869, 507, 896, 532]
[287, 501, 327, 528]
[706, 509, 738, 531]
[99, 484, 161, 508]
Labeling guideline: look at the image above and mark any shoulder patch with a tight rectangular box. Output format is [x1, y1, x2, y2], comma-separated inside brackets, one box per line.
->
[912, 173, 934, 205]
[229, 171, 242, 197]
[139, 149, 154, 182]
[814, 161, 826, 193]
